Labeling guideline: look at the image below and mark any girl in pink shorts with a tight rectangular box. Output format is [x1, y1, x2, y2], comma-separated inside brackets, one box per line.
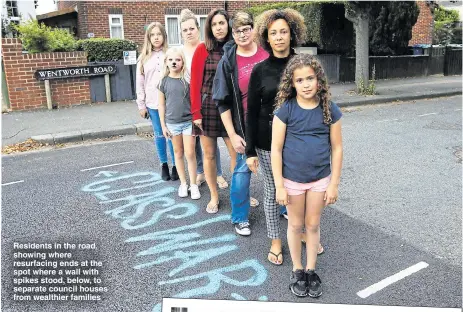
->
[271, 54, 343, 298]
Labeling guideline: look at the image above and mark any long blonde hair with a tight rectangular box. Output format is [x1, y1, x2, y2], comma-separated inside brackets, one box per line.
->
[161, 47, 189, 98]
[138, 22, 168, 75]
[275, 54, 332, 124]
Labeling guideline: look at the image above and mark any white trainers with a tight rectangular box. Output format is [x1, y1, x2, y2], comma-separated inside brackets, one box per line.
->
[234, 222, 251, 236]
[189, 184, 201, 200]
[178, 184, 188, 198]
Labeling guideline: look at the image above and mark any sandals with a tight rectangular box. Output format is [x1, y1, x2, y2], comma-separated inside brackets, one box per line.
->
[250, 197, 259, 207]
[301, 240, 325, 255]
[206, 200, 220, 214]
[268, 250, 283, 265]
[196, 174, 206, 186]
[217, 176, 228, 189]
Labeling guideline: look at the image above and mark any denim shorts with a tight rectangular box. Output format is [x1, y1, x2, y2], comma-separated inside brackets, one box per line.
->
[166, 121, 192, 136]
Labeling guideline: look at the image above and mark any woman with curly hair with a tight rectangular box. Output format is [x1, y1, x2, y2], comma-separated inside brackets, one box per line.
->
[245, 9, 323, 265]
[190, 8, 236, 213]
[271, 53, 343, 297]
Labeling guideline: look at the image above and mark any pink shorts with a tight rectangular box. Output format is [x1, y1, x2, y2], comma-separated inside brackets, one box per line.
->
[284, 175, 331, 196]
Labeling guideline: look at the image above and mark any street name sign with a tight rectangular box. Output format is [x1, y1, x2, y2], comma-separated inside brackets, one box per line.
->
[34, 65, 117, 81]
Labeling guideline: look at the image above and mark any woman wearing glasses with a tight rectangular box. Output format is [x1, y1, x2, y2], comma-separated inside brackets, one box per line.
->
[213, 11, 268, 235]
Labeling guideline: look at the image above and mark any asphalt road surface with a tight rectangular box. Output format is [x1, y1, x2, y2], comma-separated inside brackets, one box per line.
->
[2, 96, 461, 312]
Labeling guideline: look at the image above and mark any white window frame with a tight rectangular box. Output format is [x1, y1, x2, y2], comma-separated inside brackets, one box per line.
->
[165, 14, 207, 47]
[6, 0, 20, 21]
[108, 14, 124, 39]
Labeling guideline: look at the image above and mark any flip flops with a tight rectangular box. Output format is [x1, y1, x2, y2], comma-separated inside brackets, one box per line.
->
[206, 200, 220, 214]
[217, 176, 228, 189]
[301, 240, 325, 255]
[268, 250, 283, 265]
[250, 197, 259, 207]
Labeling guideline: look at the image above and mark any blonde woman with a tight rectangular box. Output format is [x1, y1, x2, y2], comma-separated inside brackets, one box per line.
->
[136, 22, 177, 181]
[179, 9, 228, 190]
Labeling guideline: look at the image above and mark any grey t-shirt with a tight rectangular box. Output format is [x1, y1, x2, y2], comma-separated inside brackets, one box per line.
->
[158, 76, 192, 123]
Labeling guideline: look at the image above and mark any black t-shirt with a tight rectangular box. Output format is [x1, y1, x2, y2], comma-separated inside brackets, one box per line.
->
[245, 52, 294, 156]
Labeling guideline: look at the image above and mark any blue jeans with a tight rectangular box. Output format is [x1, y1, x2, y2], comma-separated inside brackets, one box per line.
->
[147, 108, 175, 166]
[195, 136, 223, 176]
[230, 153, 252, 224]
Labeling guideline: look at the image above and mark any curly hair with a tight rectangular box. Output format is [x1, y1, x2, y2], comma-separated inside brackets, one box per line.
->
[254, 8, 307, 53]
[275, 54, 333, 125]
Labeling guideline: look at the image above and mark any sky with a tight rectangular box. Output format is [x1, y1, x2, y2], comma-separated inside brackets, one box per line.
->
[35, 0, 57, 15]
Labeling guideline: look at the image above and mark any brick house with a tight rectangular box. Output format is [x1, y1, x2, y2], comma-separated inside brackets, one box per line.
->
[52, 0, 270, 48]
[49, 0, 435, 49]
[410, 0, 435, 45]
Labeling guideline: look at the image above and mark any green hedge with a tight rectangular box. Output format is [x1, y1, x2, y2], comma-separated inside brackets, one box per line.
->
[76, 38, 138, 62]
[14, 19, 77, 53]
[247, 1, 345, 46]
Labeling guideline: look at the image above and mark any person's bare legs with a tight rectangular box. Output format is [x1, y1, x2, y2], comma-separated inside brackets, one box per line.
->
[200, 136, 219, 209]
[286, 193, 306, 271]
[222, 137, 236, 173]
[304, 191, 325, 270]
[183, 134, 197, 185]
[171, 135, 186, 184]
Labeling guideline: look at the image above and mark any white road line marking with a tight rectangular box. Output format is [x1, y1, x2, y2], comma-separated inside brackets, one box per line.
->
[455, 109, 462, 111]
[2, 180, 25, 186]
[418, 113, 437, 117]
[377, 119, 399, 122]
[80, 161, 134, 172]
[357, 261, 429, 299]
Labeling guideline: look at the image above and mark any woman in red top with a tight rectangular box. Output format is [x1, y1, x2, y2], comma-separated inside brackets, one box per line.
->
[190, 9, 236, 213]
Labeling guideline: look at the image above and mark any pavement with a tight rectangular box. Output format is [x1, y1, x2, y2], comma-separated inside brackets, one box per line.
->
[1, 75, 462, 147]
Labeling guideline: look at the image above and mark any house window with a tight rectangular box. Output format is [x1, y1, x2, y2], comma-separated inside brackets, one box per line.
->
[6, 1, 19, 20]
[109, 14, 124, 39]
[165, 15, 207, 46]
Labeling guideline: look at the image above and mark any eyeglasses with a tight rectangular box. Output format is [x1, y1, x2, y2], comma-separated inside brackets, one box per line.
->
[232, 26, 252, 36]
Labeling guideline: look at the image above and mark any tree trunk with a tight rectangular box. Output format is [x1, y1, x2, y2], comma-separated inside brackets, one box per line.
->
[355, 15, 369, 92]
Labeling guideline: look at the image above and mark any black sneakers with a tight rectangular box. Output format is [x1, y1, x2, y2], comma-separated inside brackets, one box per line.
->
[161, 163, 170, 181]
[289, 269, 322, 298]
[289, 269, 307, 297]
[171, 166, 179, 181]
[306, 270, 322, 298]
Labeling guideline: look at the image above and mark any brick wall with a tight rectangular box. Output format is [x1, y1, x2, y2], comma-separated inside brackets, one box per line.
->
[410, 1, 434, 45]
[57, 0, 78, 10]
[2, 38, 91, 111]
[77, 0, 274, 47]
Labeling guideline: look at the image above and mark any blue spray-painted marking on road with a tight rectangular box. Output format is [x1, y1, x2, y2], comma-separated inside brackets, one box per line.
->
[81, 170, 269, 311]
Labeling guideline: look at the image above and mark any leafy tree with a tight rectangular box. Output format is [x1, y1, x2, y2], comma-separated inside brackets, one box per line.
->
[345, 1, 373, 91]
[433, 5, 461, 44]
[369, 2, 419, 55]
